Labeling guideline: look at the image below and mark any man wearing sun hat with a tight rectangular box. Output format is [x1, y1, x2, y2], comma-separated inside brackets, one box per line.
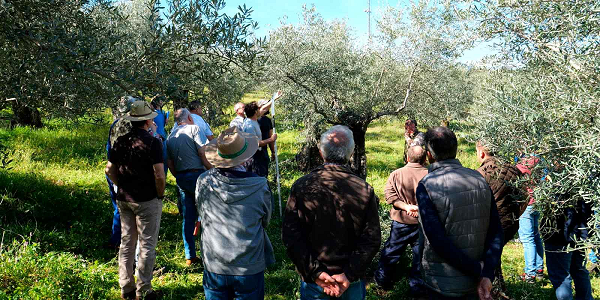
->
[195, 126, 275, 299]
[105, 100, 166, 300]
[105, 96, 137, 250]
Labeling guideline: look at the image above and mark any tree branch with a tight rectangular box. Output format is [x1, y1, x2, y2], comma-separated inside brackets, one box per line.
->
[285, 73, 332, 122]
[89, 69, 132, 93]
[372, 63, 418, 120]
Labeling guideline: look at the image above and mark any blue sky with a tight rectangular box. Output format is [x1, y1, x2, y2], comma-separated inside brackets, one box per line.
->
[221, 0, 497, 63]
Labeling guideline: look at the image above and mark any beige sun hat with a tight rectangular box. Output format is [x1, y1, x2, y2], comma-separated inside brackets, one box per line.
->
[205, 127, 259, 168]
[124, 100, 158, 121]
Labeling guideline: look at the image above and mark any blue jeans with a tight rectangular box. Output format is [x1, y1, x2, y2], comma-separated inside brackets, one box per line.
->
[589, 250, 598, 264]
[161, 140, 168, 175]
[545, 243, 593, 300]
[175, 170, 204, 259]
[589, 211, 599, 264]
[375, 222, 423, 293]
[300, 280, 366, 300]
[518, 205, 544, 275]
[106, 175, 121, 246]
[203, 270, 264, 300]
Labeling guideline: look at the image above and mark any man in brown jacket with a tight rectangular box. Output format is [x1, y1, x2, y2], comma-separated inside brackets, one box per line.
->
[375, 146, 428, 296]
[476, 141, 525, 295]
[282, 125, 381, 300]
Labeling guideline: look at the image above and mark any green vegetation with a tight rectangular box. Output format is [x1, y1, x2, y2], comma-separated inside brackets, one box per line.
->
[1, 115, 597, 299]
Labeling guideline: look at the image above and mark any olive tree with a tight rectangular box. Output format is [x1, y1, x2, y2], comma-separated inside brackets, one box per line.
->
[0, 0, 262, 126]
[467, 0, 600, 248]
[263, 3, 474, 178]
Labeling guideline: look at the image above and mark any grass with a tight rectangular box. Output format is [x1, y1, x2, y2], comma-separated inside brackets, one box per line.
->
[0, 113, 598, 299]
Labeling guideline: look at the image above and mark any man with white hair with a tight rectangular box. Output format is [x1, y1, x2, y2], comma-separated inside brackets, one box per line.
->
[283, 125, 381, 300]
[229, 102, 246, 130]
[166, 108, 212, 266]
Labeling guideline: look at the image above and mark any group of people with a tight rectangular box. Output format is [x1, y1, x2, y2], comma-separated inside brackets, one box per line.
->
[104, 97, 595, 300]
[104, 95, 280, 299]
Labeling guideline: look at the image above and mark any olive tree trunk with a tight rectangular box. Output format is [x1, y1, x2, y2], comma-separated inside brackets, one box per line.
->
[296, 122, 368, 180]
[11, 101, 42, 128]
[348, 124, 367, 179]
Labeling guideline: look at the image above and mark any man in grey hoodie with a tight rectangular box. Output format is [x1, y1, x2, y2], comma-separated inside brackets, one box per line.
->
[195, 126, 275, 300]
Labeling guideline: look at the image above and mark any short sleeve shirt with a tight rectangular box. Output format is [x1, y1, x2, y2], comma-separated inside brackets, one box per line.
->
[230, 115, 245, 130]
[258, 116, 273, 151]
[109, 128, 163, 202]
[241, 119, 261, 140]
[166, 124, 205, 172]
[153, 110, 168, 140]
[191, 114, 213, 144]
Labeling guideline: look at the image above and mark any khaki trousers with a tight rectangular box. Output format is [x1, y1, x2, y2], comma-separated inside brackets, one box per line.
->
[117, 198, 162, 297]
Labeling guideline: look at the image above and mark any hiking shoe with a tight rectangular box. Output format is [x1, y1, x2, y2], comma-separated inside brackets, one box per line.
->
[535, 269, 545, 281]
[121, 290, 136, 300]
[520, 273, 535, 283]
[186, 257, 200, 266]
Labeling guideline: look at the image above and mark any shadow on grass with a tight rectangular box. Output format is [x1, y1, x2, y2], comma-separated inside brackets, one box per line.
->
[0, 169, 115, 259]
[503, 277, 556, 299]
[0, 169, 187, 264]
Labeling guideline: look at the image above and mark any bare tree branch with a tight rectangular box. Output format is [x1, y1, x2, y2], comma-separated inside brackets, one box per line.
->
[285, 73, 332, 123]
[372, 63, 418, 120]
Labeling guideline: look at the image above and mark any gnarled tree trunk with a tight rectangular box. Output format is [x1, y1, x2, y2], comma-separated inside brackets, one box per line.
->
[296, 142, 323, 172]
[348, 124, 368, 179]
[11, 101, 42, 128]
[296, 122, 369, 179]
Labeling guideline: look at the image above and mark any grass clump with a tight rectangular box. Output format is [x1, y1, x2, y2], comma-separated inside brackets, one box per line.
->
[0, 239, 117, 299]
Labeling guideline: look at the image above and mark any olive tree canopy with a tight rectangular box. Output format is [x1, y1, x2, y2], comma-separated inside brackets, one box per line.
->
[263, 3, 474, 178]
[467, 0, 600, 248]
[0, 0, 263, 126]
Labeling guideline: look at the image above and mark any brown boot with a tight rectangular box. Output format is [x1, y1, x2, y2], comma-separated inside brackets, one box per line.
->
[121, 290, 136, 300]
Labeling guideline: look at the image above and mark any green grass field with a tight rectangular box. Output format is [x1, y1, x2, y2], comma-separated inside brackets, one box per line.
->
[0, 114, 598, 299]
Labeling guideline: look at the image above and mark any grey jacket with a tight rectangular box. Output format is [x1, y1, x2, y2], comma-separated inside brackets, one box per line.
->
[419, 159, 492, 297]
[195, 168, 275, 275]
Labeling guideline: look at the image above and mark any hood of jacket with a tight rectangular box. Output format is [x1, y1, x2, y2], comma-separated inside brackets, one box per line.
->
[202, 168, 267, 204]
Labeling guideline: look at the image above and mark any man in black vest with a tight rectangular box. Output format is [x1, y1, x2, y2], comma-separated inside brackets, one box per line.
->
[416, 127, 503, 300]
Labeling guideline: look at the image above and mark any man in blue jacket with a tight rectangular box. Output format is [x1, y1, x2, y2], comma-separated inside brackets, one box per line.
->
[416, 127, 504, 300]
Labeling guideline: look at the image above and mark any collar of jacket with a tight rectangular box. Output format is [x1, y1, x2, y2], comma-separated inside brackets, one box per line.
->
[428, 158, 463, 172]
[479, 156, 500, 168]
[315, 163, 354, 174]
[405, 162, 426, 169]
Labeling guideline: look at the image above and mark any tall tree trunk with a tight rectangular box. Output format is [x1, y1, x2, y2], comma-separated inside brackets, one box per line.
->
[11, 101, 42, 128]
[348, 124, 367, 179]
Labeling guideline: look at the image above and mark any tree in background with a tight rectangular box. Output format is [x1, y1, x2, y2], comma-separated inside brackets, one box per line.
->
[0, 0, 262, 126]
[263, 2, 474, 178]
[467, 0, 600, 248]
